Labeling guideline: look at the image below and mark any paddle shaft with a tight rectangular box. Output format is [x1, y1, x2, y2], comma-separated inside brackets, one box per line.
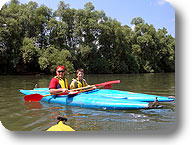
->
[70, 85, 95, 91]
[70, 80, 120, 91]
[78, 85, 103, 93]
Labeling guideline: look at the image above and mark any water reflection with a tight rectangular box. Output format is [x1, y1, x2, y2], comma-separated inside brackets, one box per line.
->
[24, 102, 43, 110]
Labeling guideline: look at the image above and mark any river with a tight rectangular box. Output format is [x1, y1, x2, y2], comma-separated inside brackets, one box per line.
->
[0, 73, 175, 132]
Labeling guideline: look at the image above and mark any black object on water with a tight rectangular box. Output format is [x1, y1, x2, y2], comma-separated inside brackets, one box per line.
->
[57, 116, 68, 124]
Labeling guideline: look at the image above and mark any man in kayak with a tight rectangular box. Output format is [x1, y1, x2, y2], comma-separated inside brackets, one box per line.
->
[70, 68, 89, 90]
[49, 65, 70, 95]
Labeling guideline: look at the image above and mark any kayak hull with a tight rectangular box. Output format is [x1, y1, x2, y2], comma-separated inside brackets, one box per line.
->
[41, 94, 150, 110]
[20, 89, 152, 110]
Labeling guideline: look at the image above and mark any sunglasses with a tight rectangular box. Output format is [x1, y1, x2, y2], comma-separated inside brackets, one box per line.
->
[58, 70, 65, 73]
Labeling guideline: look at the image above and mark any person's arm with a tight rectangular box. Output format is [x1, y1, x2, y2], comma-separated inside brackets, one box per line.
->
[49, 78, 68, 95]
[85, 80, 97, 89]
[49, 88, 68, 95]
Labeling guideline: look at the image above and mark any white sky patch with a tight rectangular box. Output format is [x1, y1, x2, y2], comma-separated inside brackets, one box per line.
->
[0, 0, 10, 9]
[157, 0, 167, 5]
[131, 25, 135, 31]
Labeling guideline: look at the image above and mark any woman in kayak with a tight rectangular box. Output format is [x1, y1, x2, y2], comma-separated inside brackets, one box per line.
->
[49, 65, 70, 95]
[70, 68, 88, 89]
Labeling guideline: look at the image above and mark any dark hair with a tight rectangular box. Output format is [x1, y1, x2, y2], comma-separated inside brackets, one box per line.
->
[76, 68, 84, 74]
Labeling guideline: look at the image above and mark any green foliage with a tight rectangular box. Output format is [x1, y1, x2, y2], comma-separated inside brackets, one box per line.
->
[131, 17, 145, 25]
[0, 0, 175, 74]
[38, 46, 74, 73]
[20, 37, 40, 64]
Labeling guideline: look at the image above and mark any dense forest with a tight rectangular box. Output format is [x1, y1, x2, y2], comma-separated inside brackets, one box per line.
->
[0, 0, 175, 74]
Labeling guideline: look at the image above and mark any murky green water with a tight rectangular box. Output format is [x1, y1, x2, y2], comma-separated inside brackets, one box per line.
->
[0, 73, 175, 132]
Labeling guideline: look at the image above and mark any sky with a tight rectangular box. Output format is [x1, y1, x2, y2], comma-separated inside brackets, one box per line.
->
[0, 0, 175, 37]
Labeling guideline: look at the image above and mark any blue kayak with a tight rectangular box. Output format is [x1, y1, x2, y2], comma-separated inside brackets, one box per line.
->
[19, 88, 174, 110]
[20, 89, 152, 110]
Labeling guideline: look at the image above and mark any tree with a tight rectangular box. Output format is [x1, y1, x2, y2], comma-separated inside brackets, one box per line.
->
[131, 17, 145, 25]
[38, 46, 74, 73]
[20, 37, 40, 65]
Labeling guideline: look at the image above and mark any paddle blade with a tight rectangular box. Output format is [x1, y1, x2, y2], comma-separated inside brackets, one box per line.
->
[24, 94, 44, 102]
[104, 84, 111, 89]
